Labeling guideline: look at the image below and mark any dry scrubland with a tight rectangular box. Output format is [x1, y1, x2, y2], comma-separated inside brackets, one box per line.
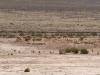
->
[0, 0, 100, 75]
[0, 35, 100, 75]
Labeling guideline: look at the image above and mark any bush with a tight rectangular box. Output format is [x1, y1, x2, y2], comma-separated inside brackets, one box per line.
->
[65, 48, 71, 53]
[19, 51, 20, 53]
[71, 47, 79, 54]
[59, 48, 88, 54]
[79, 37, 84, 42]
[19, 32, 24, 36]
[11, 53, 13, 55]
[59, 47, 79, 54]
[59, 49, 66, 54]
[81, 48, 89, 54]
[31, 50, 34, 53]
[8, 34, 15, 38]
[14, 50, 16, 52]
[64, 48, 79, 54]
[35, 38, 42, 41]
[38, 51, 40, 53]
[24, 68, 30, 72]
[97, 52, 99, 55]
[35, 33, 42, 37]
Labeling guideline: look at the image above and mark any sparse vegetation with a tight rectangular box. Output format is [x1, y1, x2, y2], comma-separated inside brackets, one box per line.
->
[35, 38, 42, 41]
[71, 48, 79, 54]
[38, 51, 40, 54]
[50, 51, 54, 54]
[7, 34, 15, 38]
[97, 52, 99, 55]
[91, 32, 97, 36]
[59, 48, 89, 54]
[18, 51, 20, 53]
[31, 50, 34, 53]
[80, 48, 89, 54]
[19, 32, 24, 36]
[59, 49, 66, 54]
[0, 0, 100, 74]
[11, 53, 13, 56]
[92, 49, 94, 52]
[14, 50, 16, 52]
[79, 37, 84, 42]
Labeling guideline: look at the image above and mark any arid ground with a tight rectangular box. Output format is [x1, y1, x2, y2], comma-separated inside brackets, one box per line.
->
[0, 36, 100, 75]
[0, 0, 100, 75]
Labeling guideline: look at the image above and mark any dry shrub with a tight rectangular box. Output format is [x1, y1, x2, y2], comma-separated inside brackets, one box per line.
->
[24, 68, 30, 72]
[80, 48, 89, 54]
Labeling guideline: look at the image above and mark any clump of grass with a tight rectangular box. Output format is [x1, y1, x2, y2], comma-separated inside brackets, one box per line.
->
[59, 49, 66, 54]
[35, 38, 42, 41]
[97, 52, 99, 55]
[11, 53, 13, 56]
[31, 50, 34, 53]
[65, 48, 71, 53]
[80, 48, 89, 54]
[50, 51, 54, 54]
[71, 47, 79, 54]
[24, 68, 30, 72]
[59, 47, 79, 54]
[18, 51, 20, 53]
[14, 50, 16, 52]
[38, 51, 40, 53]
[92, 49, 94, 52]
[59, 47, 89, 54]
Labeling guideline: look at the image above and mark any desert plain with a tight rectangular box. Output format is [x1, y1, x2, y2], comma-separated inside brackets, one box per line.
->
[0, 35, 100, 75]
[0, 0, 100, 75]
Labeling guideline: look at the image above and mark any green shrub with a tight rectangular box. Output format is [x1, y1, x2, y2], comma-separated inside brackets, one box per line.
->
[24, 68, 30, 72]
[80, 48, 89, 54]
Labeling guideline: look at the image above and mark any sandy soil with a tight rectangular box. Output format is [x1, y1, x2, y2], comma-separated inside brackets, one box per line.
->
[0, 37, 100, 75]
